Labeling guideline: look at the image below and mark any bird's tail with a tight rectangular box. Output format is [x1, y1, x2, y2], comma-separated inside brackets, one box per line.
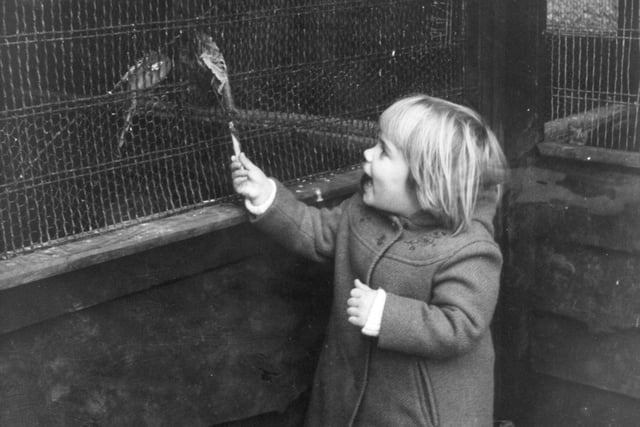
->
[118, 99, 137, 148]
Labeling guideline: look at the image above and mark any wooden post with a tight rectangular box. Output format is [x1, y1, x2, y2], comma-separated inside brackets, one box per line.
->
[492, 0, 546, 423]
[502, 0, 547, 164]
[465, 0, 507, 142]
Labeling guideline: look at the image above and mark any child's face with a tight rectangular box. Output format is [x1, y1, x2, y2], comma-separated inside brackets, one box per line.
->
[361, 134, 421, 217]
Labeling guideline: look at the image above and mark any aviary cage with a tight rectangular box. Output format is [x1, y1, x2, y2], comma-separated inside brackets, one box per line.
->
[0, 0, 470, 261]
[543, 0, 639, 152]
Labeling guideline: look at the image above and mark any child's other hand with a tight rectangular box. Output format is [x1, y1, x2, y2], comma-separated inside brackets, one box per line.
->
[347, 279, 377, 328]
[230, 152, 271, 206]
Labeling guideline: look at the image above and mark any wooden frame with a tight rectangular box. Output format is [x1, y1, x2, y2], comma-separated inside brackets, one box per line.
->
[537, 0, 640, 167]
[0, 168, 362, 291]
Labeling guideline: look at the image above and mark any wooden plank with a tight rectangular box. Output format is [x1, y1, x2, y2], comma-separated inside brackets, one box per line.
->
[0, 203, 246, 291]
[531, 313, 640, 399]
[533, 244, 640, 331]
[0, 223, 259, 335]
[0, 253, 332, 426]
[543, 104, 630, 145]
[524, 374, 640, 427]
[538, 141, 640, 169]
[0, 168, 362, 290]
[508, 166, 640, 253]
[145, 102, 378, 137]
[0, 169, 360, 335]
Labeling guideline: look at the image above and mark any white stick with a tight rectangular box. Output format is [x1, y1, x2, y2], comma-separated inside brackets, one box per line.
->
[229, 122, 241, 157]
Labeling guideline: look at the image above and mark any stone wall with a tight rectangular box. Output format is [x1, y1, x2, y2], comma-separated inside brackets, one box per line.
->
[497, 156, 640, 426]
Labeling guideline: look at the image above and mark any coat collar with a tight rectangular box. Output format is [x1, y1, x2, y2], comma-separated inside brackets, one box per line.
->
[394, 210, 440, 231]
[384, 187, 499, 233]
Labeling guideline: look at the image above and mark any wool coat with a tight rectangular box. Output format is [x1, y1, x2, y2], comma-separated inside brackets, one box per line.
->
[251, 180, 503, 427]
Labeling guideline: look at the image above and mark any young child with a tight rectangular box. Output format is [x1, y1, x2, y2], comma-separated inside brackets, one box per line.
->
[230, 94, 508, 427]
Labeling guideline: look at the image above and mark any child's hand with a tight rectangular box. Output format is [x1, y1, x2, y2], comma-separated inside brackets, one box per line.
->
[346, 279, 377, 328]
[230, 152, 271, 206]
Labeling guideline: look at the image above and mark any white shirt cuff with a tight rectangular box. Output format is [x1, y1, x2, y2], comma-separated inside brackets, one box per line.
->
[244, 179, 277, 215]
[362, 288, 387, 337]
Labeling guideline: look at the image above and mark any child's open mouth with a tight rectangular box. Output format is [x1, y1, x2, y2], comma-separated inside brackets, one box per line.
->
[360, 174, 372, 192]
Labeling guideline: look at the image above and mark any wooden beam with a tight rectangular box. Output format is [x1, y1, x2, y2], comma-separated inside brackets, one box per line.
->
[525, 374, 640, 426]
[0, 203, 245, 291]
[543, 104, 631, 145]
[531, 313, 640, 399]
[0, 253, 332, 425]
[537, 141, 640, 168]
[0, 168, 362, 290]
[508, 166, 640, 252]
[140, 99, 378, 137]
[502, 0, 547, 163]
[533, 243, 640, 331]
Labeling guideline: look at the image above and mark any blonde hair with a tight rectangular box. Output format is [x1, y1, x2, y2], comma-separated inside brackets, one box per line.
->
[379, 94, 507, 234]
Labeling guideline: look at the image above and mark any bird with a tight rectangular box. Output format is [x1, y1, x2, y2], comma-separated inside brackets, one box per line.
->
[193, 32, 237, 116]
[193, 32, 241, 156]
[110, 50, 173, 148]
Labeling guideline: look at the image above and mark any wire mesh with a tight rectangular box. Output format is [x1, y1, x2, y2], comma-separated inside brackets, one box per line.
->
[0, 0, 468, 259]
[544, 0, 640, 151]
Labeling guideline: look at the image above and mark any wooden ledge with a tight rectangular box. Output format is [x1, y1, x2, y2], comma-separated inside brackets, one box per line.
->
[0, 167, 362, 290]
[538, 141, 640, 169]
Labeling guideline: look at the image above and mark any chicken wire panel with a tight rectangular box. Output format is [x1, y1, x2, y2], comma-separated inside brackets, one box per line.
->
[544, 0, 639, 151]
[0, 0, 468, 258]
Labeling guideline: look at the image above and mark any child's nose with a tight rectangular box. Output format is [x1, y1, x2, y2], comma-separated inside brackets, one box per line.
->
[363, 147, 373, 162]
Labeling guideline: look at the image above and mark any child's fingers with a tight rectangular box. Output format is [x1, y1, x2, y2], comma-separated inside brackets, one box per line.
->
[347, 307, 359, 317]
[230, 160, 245, 173]
[347, 308, 363, 327]
[239, 152, 258, 170]
[350, 288, 362, 298]
[232, 177, 248, 190]
[231, 168, 249, 179]
[232, 176, 250, 191]
[347, 296, 359, 307]
[347, 313, 364, 327]
[354, 279, 370, 291]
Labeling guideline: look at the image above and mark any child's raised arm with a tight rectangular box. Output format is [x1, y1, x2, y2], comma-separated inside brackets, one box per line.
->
[230, 153, 274, 208]
[230, 152, 345, 263]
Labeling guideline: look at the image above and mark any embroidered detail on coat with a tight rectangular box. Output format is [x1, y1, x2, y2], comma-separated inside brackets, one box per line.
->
[403, 230, 449, 250]
[359, 214, 371, 223]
